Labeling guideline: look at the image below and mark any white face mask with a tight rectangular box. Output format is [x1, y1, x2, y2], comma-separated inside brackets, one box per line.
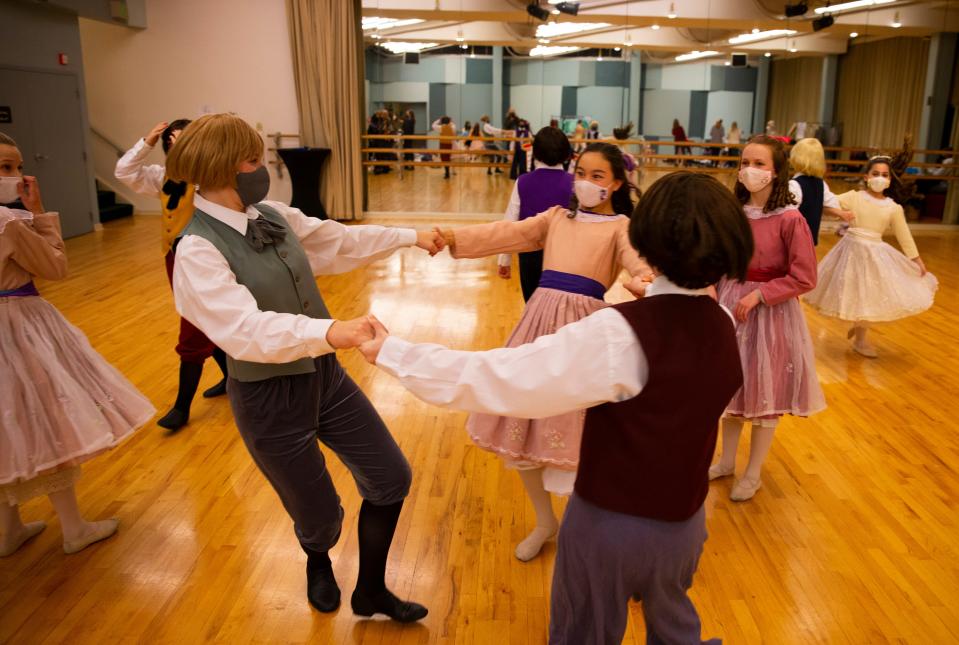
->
[738, 167, 773, 193]
[0, 176, 21, 204]
[867, 176, 890, 193]
[574, 179, 611, 208]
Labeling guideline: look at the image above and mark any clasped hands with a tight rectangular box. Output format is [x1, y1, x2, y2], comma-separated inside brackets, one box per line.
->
[326, 315, 391, 364]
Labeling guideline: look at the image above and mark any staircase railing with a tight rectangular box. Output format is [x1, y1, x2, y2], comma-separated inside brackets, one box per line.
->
[90, 126, 126, 159]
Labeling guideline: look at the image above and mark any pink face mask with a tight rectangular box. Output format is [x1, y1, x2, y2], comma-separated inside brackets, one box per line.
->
[738, 167, 773, 193]
[574, 179, 610, 208]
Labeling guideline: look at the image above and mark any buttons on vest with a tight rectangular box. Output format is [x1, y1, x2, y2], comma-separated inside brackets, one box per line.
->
[303, 301, 310, 310]
[295, 275, 301, 283]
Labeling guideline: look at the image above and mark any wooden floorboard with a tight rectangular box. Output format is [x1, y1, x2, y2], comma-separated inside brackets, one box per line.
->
[1, 176, 957, 643]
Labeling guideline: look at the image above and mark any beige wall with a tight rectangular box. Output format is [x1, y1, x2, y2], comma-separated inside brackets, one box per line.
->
[79, 0, 299, 212]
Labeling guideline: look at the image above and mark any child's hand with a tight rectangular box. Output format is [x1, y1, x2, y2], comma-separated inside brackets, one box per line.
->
[622, 275, 651, 298]
[326, 316, 375, 350]
[358, 315, 390, 364]
[837, 209, 855, 223]
[734, 289, 762, 322]
[498, 265, 511, 279]
[912, 256, 927, 276]
[18, 176, 44, 215]
[433, 227, 455, 252]
[415, 229, 444, 256]
[145, 121, 168, 147]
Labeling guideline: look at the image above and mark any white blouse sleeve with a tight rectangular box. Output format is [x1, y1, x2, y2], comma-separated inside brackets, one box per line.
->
[172, 236, 335, 361]
[822, 179, 840, 209]
[114, 138, 165, 197]
[376, 308, 646, 418]
[259, 201, 417, 275]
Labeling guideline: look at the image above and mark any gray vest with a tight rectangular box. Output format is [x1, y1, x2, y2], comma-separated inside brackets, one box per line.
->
[178, 204, 331, 382]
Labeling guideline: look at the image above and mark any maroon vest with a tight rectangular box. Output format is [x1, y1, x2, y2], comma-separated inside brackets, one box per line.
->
[574, 295, 743, 522]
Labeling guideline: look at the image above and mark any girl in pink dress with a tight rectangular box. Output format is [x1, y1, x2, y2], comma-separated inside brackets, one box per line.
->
[436, 142, 651, 561]
[0, 133, 155, 556]
[710, 135, 826, 502]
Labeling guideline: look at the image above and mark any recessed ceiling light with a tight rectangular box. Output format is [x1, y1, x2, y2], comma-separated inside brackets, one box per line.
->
[651, 24, 660, 30]
[891, 11, 902, 27]
[614, 46, 621, 51]
[667, 2, 677, 19]
[764, 51, 772, 57]
[850, 31, 859, 38]
[789, 47, 798, 52]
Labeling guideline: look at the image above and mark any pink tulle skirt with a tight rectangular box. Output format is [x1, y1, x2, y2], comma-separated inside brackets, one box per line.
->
[467, 287, 607, 473]
[0, 296, 155, 486]
[718, 280, 826, 419]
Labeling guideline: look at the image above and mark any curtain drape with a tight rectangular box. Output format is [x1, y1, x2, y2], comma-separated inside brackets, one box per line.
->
[286, 0, 365, 220]
[766, 56, 823, 135]
[835, 37, 929, 149]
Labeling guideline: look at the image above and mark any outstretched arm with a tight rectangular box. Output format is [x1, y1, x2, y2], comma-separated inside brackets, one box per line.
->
[360, 309, 645, 418]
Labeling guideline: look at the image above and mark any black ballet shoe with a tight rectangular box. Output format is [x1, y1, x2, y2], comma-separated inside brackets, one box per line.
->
[202, 378, 227, 398]
[157, 407, 189, 431]
[307, 564, 341, 613]
[351, 587, 428, 623]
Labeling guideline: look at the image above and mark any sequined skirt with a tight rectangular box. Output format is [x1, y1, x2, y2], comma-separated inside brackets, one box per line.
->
[0, 296, 155, 486]
[718, 281, 825, 419]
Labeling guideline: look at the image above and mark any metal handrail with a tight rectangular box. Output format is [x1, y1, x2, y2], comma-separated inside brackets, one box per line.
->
[90, 126, 126, 159]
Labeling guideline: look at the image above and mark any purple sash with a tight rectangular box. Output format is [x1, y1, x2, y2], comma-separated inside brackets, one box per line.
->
[0, 281, 39, 297]
[538, 270, 606, 300]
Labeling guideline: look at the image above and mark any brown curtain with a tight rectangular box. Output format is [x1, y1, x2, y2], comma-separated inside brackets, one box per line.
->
[835, 37, 929, 149]
[766, 56, 823, 133]
[286, 0, 365, 220]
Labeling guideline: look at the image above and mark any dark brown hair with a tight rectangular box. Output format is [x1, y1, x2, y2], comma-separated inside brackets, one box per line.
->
[863, 156, 905, 203]
[532, 126, 571, 167]
[570, 142, 640, 217]
[630, 172, 753, 289]
[735, 134, 796, 213]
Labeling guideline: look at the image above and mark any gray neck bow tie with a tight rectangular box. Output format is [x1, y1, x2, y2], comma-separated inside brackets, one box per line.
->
[245, 216, 287, 252]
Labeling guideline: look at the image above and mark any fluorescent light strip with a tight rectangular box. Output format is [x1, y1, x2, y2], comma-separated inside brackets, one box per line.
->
[675, 50, 720, 62]
[814, 0, 894, 15]
[362, 17, 425, 31]
[529, 45, 582, 57]
[379, 42, 438, 54]
[728, 29, 796, 44]
[535, 22, 611, 39]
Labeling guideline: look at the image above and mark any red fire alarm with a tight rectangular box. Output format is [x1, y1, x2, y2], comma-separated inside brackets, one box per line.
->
[58, 53, 69, 65]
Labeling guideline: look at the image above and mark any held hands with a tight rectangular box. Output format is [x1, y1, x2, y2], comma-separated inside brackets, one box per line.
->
[622, 274, 653, 298]
[326, 315, 376, 350]
[18, 176, 44, 215]
[415, 229, 446, 256]
[433, 227, 456, 251]
[358, 316, 390, 364]
[837, 209, 856, 223]
[734, 289, 762, 322]
[145, 121, 168, 147]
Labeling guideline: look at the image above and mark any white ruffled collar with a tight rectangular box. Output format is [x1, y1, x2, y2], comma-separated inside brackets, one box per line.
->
[574, 209, 628, 223]
[743, 203, 796, 220]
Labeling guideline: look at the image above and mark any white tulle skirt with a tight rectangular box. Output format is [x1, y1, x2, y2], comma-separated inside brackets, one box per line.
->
[804, 228, 938, 322]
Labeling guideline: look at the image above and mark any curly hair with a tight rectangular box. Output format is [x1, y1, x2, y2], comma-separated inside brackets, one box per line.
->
[569, 142, 640, 217]
[736, 134, 797, 213]
[863, 156, 906, 204]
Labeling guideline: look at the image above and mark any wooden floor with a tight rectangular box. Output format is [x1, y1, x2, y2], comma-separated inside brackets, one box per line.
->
[1, 197, 958, 643]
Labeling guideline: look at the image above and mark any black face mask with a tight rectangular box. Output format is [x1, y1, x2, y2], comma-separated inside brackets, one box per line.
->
[235, 165, 270, 208]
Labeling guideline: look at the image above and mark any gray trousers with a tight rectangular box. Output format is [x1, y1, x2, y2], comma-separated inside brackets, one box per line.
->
[549, 495, 719, 645]
[228, 355, 411, 552]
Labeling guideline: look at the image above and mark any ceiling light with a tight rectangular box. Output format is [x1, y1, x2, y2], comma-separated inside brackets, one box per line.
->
[675, 50, 720, 62]
[891, 11, 902, 27]
[752, 28, 760, 34]
[651, 24, 660, 30]
[535, 21, 611, 39]
[460, 43, 468, 49]
[789, 46, 798, 52]
[362, 17, 425, 31]
[551, 9, 560, 14]
[667, 2, 677, 19]
[614, 46, 621, 52]
[784, 2, 809, 17]
[814, 0, 895, 15]
[371, 33, 381, 40]
[728, 29, 797, 45]
[597, 54, 603, 61]
[529, 45, 581, 57]
[380, 42, 438, 54]
[812, 15, 835, 31]
[724, 61, 732, 66]
[764, 51, 772, 57]
[526, 3, 551, 21]
[849, 31, 859, 38]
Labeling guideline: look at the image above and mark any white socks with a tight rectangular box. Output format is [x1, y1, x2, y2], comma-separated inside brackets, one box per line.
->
[515, 469, 559, 562]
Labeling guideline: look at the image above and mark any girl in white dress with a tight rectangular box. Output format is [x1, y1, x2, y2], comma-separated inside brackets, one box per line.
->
[804, 156, 937, 357]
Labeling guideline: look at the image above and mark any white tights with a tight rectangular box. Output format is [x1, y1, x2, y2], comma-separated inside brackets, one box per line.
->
[716, 416, 779, 481]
